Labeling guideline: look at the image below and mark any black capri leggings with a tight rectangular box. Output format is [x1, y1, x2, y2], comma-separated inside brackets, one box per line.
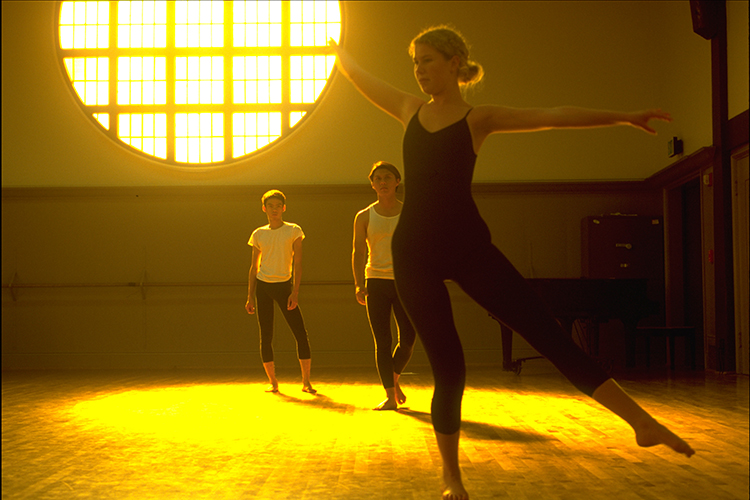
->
[255, 279, 311, 363]
[365, 278, 417, 389]
[393, 226, 610, 435]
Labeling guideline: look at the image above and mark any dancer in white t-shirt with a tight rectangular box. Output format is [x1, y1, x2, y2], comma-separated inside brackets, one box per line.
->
[246, 190, 316, 394]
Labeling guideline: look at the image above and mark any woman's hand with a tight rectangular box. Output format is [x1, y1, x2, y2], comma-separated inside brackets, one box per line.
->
[627, 109, 672, 135]
[327, 37, 341, 57]
[245, 296, 255, 314]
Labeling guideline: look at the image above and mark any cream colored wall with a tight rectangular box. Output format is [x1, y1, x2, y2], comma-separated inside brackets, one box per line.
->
[0, 0, 733, 370]
[2, 185, 661, 369]
[0, 1, 719, 188]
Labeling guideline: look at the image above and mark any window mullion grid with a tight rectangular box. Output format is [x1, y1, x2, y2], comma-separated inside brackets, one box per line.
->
[58, 1, 341, 166]
[281, 0, 291, 136]
[109, 1, 118, 140]
[224, 0, 233, 162]
[165, 0, 176, 163]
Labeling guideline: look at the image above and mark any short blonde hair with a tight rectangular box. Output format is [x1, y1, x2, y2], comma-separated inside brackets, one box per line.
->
[409, 25, 484, 88]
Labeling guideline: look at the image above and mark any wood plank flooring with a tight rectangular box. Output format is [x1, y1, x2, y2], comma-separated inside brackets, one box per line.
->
[2, 363, 748, 499]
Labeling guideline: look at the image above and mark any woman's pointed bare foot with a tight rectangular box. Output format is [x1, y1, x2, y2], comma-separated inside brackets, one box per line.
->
[395, 383, 407, 405]
[442, 471, 469, 500]
[373, 398, 398, 411]
[265, 384, 279, 393]
[302, 384, 317, 394]
[634, 416, 695, 457]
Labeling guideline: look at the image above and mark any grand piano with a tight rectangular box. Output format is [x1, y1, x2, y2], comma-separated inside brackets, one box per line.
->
[490, 278, 659, 373]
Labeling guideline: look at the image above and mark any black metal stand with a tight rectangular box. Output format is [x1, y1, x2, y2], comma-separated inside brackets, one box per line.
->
[496, 318, 544, 374]
[492, 314, 612, 375]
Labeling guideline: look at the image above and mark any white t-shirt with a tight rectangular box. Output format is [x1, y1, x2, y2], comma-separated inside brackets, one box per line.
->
[248, 222, 305, 283]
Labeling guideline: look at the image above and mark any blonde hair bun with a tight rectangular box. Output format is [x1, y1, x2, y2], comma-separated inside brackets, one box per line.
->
[409, 25, 484, 88]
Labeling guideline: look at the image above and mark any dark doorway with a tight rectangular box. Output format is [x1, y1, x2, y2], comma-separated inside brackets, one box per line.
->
[682, 178, 704, 368]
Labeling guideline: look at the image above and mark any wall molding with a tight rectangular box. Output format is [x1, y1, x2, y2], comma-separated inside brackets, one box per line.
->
[645, 147, 716, 190]
[2, 179, 655, 201]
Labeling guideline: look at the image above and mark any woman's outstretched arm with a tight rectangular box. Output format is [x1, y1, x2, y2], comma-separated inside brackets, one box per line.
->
[329, 39, 423, 128]
[473, 105, 672, 136]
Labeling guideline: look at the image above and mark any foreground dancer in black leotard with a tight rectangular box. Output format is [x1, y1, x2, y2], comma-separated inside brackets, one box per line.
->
[330, 26, 694, 500]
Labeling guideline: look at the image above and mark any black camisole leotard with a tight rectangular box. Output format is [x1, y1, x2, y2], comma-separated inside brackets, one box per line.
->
[392, 106, 609, 435]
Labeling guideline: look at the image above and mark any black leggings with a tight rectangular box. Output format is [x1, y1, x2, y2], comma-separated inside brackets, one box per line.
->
[393, 225, 610, 435]
[255, 279, 311, 363]
[365, 278, 417, 389]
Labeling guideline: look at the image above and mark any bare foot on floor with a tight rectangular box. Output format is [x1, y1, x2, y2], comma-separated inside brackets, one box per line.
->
[373, 398, 398, 411]
[634, 417, 695, 457]
[265, 384, 279, 393]
[442, 472, 468, 500]
[395, 383, 407, 405]
[302, 385, 317, 394]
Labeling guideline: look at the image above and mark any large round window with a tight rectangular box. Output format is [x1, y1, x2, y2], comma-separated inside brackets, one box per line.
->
[57, 1, 342, 167]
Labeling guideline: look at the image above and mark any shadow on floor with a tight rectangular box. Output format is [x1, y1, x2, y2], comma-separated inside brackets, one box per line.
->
[396, 408, 550, 442]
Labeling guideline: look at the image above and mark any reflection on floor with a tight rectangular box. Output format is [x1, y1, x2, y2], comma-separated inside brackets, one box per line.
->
[2, 363, 748, 499]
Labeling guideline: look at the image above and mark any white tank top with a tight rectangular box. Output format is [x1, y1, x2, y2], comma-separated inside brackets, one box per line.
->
[365, 204, 400, 280]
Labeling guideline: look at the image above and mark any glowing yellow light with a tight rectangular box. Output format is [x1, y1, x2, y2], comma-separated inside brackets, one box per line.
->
[59, 0, 341, 164]
[64, 57, 109, 105]
[290, 111, 306, 127]
[60, 1, 110, 49]
[70, 381, 406, 452]
[67, 378, 624, 457]
[93, 112, 109, 129]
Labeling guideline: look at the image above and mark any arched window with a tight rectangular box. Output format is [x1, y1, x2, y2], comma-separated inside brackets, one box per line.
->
[57, 1, 342, 167]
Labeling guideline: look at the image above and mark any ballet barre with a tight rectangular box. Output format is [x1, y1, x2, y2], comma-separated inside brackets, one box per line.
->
[1, 272, 353, 301]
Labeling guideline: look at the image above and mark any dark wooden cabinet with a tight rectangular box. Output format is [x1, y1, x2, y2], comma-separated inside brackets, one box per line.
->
[582, 215, 666, 331]
[581, 215, 664, 281]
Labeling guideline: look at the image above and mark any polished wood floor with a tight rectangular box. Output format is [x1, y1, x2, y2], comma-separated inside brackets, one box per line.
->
[2, 362, 748, 500]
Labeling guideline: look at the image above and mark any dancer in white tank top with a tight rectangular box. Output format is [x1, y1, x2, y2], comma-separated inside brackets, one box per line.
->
[352, 161, 417, 410]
